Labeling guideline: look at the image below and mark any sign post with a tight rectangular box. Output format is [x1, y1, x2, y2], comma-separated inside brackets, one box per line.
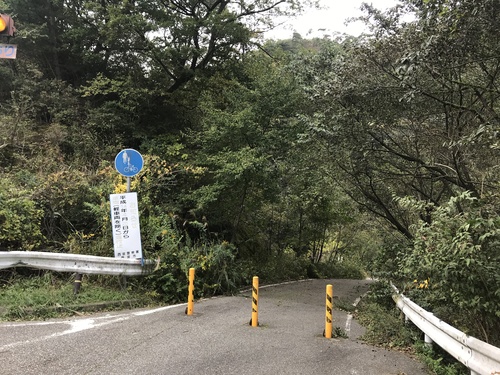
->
[111, 149, 144, 260]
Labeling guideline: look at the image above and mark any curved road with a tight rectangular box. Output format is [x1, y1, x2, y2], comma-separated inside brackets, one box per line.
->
[0, 279, 428, 374]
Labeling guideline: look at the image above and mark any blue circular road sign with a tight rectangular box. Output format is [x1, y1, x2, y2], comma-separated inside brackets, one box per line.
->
[115, 149, 144, 177]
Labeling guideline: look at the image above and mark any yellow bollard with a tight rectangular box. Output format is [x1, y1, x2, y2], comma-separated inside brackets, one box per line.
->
[251, 276, 259, 327]
[187, 267, 195, 316]
[324, 284, 333, 338]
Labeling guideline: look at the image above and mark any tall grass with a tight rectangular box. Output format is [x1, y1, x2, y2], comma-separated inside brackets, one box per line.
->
[0, 271, 153, 320]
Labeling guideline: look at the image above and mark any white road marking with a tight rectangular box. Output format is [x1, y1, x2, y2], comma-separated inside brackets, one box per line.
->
[345, 295, 364, 337]
[0, 303, 186, 351]
[132, 303, 185, 316]
[345, 314, 353, 334]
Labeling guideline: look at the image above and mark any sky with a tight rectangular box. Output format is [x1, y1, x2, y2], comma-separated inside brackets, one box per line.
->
[265, 0, 401, 39]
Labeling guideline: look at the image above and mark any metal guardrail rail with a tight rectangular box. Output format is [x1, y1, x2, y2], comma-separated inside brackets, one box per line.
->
[0, 251, 154, 276]
[392, 285, 500, 375]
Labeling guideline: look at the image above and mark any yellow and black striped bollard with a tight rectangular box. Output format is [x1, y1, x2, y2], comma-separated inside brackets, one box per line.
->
[251, 276, 259, 327]
[324, 284, 333, 338]
[186, 268, 195, 316]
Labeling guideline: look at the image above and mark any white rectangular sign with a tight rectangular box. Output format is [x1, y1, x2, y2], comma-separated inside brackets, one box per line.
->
[0, 44, 17, 59]
[110, 192, 143, 259]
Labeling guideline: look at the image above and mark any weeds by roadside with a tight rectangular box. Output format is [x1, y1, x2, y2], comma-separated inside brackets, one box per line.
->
[0, 271, 156, 321]
[414, 342, 468, 375]
[356, 281, 468, 375]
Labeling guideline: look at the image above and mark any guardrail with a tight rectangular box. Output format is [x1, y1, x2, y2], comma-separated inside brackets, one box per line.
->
[392, 285, 500, 375]
[0, 251, 154, 276]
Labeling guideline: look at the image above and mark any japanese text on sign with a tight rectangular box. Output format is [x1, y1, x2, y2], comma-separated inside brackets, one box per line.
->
[110, 192, 142, 259]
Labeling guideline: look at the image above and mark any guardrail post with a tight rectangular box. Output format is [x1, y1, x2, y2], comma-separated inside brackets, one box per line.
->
[251, 276, 259, 327]
[186, 267, 195, 316]
[73, 273, 83, 295]
[324, 284, 333, 338]
[424, 334, 433, 347]
[400, 311, 409, 323]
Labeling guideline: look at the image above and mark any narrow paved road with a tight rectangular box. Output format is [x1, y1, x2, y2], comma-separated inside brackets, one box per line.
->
[0, 279, 428, 374]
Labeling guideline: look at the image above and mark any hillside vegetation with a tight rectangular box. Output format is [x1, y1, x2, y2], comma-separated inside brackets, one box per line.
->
[0, 0, 498, 346]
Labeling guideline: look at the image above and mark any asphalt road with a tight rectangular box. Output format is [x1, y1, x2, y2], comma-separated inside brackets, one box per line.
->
[0, 279, 428, 375]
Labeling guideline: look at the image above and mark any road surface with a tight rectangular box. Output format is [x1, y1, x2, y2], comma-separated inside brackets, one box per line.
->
[0, 279, 428, 374]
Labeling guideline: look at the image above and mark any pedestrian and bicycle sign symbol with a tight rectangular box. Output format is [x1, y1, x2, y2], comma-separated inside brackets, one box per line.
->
[115, 149, 144, 177]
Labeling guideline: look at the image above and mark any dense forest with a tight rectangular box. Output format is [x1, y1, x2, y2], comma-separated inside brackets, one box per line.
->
[0, 0, 499, 344]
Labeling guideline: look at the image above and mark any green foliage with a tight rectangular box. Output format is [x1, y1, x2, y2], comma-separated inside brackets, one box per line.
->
[314, 261, 365, 280]
[357, 282, 418, 348]
[358, 301, 415, 348]
[331, 326, 348, 339]
[0, 177, 45, 250]
[364, 280, 398, 311]
[144, 247, 187, 304]
[142, 213, 241, 301]
[189, 240, 240, 296]
[1, 0, 370, 308]
[38, 171, 94, 238]
[254, 249, 310, 283]
[7, 2, 500, 353]
[358, 281, 468, 374]
[369, 235, 412, 281]
[397, 192, 500, 345]
[414, 342, 468, 375]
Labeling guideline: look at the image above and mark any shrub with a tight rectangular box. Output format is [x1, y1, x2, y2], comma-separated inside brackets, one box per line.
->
[255, 248, 310, 283]
[0, 178, 45, 250]
[398, 192, 500, 345]
[357, 282, 418, 348]
[314, 260, 365, 279]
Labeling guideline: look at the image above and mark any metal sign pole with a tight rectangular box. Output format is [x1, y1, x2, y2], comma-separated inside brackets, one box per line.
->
[123, 176, 131, 287]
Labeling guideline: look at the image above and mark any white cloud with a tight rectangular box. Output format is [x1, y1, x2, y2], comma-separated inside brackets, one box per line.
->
[265, 0, 401, 39]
